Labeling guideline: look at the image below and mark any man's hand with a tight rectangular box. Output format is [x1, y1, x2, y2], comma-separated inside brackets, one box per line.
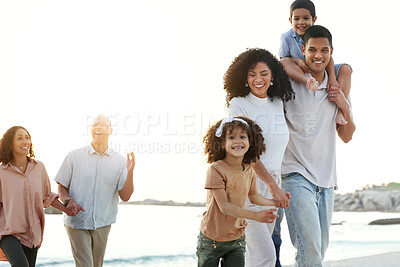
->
[327, 85, 349, 112]
[254, 208, 279, 223]
[126, 152, 135, 173]
[327, 78, 341, 91]
[65, 199, 85, 216]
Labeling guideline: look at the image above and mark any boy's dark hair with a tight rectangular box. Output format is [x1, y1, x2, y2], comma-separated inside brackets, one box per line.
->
[224, 48, 294, 107]
[203, 116, 266, 164]
[290, 0, 316, 19]
[304, 25, 333, 48]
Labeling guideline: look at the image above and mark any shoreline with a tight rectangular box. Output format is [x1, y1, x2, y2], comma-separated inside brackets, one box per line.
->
[282, 251, 400, 267]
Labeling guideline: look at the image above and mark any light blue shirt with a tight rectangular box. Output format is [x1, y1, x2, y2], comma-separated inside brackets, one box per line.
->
[55, 145, 127, 230]
[279, 28, 305, 59]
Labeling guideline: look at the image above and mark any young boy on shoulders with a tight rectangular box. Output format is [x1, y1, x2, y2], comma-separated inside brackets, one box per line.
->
[279, 0, 352, 125]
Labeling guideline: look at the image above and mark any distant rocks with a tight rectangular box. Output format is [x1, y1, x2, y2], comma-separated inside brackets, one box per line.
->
[44, 206, 62, 214]
[335, 189, 400, 212]
[368, 218, 400, 225]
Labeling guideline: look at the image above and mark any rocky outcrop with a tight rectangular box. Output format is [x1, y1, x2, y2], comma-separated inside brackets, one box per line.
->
[334, 190, 400, 212]
[44, 206, 62, 214]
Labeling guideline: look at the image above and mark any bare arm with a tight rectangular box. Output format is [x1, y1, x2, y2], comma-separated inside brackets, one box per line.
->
[119, 152, 135, 202]
[213, 189, 278, 223]
[248, 194, 276, 207]
[327, 86, 356, 142]
[50, 198, 67, 213]
[57, 183, 85, 216]
[280, 57, 309, 85]
[252, 160, 290, 208]
[326, 57, 340, 89]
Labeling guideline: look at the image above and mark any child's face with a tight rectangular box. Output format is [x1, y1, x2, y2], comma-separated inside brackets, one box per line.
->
[223, 126, 250, 160]
[289, 8, 317, 37]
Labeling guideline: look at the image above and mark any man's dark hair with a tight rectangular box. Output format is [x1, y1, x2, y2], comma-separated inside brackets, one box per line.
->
[290, 0, 316, 19]
[304, 25, 332, 48]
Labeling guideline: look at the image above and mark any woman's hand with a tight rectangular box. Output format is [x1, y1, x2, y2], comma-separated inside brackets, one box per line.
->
[65, 199, 85, 216]
[270, 183, 290, 208]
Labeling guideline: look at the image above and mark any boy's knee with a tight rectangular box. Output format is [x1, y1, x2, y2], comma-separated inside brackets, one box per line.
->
[338, 64, 352, 77]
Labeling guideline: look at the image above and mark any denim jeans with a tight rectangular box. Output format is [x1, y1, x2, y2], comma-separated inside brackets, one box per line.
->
[197, 232, 246, 267]
[272, 208, 284, 267]
[281, 173, 334, 267]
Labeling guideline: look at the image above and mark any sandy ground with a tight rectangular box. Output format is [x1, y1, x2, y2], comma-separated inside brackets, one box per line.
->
[283, 251, 400, 267]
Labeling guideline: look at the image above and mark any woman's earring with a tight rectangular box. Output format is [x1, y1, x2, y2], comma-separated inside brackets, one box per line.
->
[245, 82, 249, 87]
[270, 80, 274, 86]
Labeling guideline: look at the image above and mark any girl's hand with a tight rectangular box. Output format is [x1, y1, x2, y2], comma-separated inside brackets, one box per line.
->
[254, 208, 278, 223]
[270, 183, 290, 208]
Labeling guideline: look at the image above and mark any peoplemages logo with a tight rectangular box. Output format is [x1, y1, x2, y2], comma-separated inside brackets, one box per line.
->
[82, 112, 220, 136]
[81, 112, 219, 154]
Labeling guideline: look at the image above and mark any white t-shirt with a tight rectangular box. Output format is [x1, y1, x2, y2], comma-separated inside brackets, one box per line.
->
[228, 93, 289, 196]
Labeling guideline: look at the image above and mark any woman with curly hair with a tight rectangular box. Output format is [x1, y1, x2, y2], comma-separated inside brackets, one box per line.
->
[224, 48, 295, 266]
[197, 116, 285, 267]
[0, 126, 66, 267]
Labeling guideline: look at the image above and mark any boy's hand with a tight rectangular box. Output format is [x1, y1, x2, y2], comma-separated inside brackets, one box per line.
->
[254, 208, 278, 223]
[293, 58, 310, 73]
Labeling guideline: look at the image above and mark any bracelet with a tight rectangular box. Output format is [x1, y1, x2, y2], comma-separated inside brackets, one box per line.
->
[64, 198, 71, 207]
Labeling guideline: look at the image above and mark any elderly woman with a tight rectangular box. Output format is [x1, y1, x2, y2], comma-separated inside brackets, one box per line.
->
[224, 48, 294, 267]
[0, 126, 66, 267]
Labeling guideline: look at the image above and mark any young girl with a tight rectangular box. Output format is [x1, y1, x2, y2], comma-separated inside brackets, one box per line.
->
[197, 116, 286, 267]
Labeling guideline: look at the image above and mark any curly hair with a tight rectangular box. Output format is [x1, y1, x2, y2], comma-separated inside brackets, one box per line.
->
[0, 126, 34, 164]
[224, 48, 294, 107]
[203, 116, 266, 164]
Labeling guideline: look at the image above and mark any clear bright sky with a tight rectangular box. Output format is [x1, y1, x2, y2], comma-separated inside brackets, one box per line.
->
[1, 0, 399, 203]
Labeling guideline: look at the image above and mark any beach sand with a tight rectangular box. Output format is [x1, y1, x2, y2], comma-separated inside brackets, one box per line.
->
[283, 251, 400, 267]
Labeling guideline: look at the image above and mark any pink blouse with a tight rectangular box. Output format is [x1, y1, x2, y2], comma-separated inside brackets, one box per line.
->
[0, 159, 58, 261]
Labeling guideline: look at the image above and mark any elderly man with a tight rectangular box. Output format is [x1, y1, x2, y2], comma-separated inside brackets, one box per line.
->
[281, 25, 355, 267]
[55, 114, 135, 267]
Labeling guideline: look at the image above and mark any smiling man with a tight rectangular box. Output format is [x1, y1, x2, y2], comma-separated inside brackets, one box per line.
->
[281, 25, 355, 267]
[55, 114, 135, 267]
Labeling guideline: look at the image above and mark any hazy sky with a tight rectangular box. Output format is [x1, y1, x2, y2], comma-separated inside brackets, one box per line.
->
[1, 0, 399, 202]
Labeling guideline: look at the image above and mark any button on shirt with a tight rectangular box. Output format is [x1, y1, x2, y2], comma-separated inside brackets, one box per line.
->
[55, 145, 127, 230]
[0, 159, 57, 260]
[279, 28, 305, 59]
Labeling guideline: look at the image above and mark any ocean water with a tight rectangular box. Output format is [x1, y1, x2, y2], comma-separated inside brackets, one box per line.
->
[1, 205, 399, 266]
